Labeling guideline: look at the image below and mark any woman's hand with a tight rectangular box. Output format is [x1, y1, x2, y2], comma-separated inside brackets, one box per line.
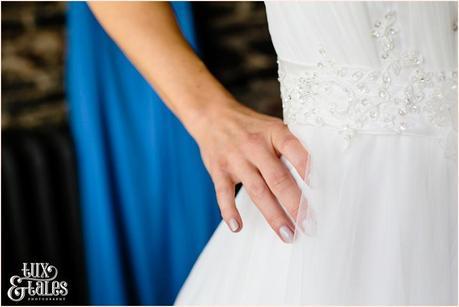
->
[192, 100, 309, 243]
[88, 3, 309, 242]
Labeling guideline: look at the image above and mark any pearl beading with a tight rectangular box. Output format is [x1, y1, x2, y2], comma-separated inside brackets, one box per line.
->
[278, 10, 458, 155]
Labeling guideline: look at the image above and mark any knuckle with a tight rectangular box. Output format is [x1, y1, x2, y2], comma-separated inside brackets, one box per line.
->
[215, 157, 230, 171]
[248, 181, 268, 200]
[215, 184, 232, 199]
[280, 134, 299, 151]
[219, 205, 235, 220]
[267, 169, 292, 192]
[269, 119, 286, 131]
[206, 156, 219, 171]
[245, 132, 265, 147]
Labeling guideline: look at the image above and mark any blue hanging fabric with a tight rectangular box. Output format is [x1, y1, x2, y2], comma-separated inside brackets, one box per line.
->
[66, 2, 220, 304]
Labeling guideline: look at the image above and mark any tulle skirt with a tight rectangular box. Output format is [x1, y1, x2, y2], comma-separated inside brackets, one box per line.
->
[175, 124, 457, 305]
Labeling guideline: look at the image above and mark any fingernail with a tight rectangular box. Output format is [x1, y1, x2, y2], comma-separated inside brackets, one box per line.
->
[279, 225, 294, 243]
[227, 218, 240, 232]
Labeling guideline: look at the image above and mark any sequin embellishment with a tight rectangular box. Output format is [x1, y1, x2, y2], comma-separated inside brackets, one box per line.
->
[279, 10, 458, 154]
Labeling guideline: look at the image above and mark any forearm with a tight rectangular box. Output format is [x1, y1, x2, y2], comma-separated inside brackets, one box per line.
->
[88, 1, 236, 139]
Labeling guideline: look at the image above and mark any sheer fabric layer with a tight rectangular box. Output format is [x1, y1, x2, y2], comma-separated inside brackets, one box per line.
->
[176, 2, 457, 304]
[176, 125, 457, 304]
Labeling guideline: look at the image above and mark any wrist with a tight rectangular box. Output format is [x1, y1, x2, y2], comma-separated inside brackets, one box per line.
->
[184, 95, 240, 142]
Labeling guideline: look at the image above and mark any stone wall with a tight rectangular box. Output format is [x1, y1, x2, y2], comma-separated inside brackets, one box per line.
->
[193, 2, 281, 116]
[1, 2, 281, 129]
[2, 2, 67, 128]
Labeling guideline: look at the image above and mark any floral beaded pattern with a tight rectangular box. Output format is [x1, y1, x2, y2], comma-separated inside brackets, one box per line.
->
[278, 10, 458, 151]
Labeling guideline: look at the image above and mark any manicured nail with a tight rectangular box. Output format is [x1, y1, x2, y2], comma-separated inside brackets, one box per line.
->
[227, 218, 240, 232]
[279, 225, 294, 243]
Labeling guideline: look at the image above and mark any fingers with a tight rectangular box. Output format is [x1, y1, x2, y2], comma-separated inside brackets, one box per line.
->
[272, 125, 310, 179]
[236, 160, 295, 243]
[246, 144, 301, 222]
[212, 169, 242, 232]
[204, 119, 308, 244]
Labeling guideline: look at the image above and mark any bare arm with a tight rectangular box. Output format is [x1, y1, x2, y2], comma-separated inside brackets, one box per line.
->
[89, 2, 309, 243]
[89, 2, 229, 137]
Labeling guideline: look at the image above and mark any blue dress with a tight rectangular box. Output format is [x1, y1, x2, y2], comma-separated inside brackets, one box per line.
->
[66, 2, 220, 305]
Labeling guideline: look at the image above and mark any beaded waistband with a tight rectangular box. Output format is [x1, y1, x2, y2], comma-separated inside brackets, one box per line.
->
[278, 57, 457, 145]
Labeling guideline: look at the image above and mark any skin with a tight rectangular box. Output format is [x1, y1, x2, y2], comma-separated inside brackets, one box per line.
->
[88, 2, 309, 243]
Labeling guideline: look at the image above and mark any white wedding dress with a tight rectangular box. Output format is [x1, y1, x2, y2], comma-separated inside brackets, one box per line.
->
[176, 2, 458, 305]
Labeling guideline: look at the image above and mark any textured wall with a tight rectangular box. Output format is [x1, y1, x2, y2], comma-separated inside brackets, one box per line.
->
[1, 2, 67, 128]
[1, 2, 281, 129]
[193, 2, 281, 117]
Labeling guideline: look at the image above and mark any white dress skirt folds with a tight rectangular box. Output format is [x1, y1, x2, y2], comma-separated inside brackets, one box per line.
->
[176, 2, 458, 305]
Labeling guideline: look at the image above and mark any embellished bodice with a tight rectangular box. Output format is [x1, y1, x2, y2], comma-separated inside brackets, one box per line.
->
[265, 2, 457, 154]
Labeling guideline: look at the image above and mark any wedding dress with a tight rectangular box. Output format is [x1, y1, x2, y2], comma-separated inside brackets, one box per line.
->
[176, 2, 458, 305]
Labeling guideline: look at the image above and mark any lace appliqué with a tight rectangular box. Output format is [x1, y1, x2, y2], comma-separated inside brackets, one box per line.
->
[279, 10, 458, 156]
